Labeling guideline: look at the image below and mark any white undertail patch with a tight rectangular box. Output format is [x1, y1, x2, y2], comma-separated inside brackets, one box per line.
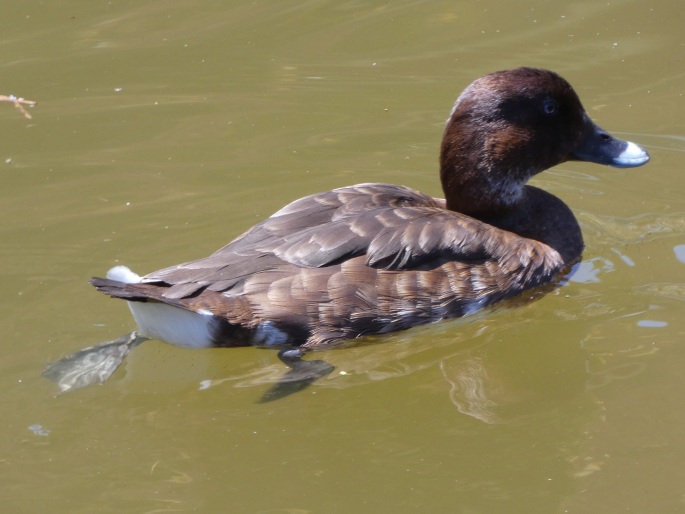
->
[106, 265, 215, 348]
[127, 301, 215, 349]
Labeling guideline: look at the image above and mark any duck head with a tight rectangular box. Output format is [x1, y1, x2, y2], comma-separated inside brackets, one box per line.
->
[440, 67, 650, 217]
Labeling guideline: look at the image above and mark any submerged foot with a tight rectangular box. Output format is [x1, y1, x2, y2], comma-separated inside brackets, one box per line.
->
[43, 331, 148, 393]
[259, 348, 335, 403]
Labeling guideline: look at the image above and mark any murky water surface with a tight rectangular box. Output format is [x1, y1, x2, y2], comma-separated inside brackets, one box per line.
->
[1, 1, 683, 512]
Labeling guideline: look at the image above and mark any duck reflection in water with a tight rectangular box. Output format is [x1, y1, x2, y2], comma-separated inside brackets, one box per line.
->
[44, 68, 649, 400]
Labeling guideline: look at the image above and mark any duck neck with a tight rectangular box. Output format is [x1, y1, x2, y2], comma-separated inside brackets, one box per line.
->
[439, 152, 530, 220]
[439, 113, 539, 219]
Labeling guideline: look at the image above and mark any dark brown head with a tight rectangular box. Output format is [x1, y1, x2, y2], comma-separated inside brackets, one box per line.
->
[440, 67, 649, 217]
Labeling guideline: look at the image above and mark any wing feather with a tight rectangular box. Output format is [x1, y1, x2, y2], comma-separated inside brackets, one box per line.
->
[137, 183, 564, 303]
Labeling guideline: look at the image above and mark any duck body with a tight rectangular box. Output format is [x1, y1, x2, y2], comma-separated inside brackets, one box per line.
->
[94, 181, 578, 350]
[89, 68, 648, 356]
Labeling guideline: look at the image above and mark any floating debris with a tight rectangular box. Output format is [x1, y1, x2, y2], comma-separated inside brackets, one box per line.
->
[28, 424, 50, 437]
[0, 94, 37, 119]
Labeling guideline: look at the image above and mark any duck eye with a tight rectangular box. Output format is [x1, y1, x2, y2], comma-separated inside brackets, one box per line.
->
[543, 99, 559, 116]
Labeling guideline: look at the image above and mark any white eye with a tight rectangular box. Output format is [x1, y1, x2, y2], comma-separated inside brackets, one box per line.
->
[543, 99, 559, 116]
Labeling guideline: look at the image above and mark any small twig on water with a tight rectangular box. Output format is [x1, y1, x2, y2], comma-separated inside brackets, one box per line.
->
[0, 94, 37, 119]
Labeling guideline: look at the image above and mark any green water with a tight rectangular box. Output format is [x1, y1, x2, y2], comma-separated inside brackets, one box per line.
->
[1, 1, 683, 512]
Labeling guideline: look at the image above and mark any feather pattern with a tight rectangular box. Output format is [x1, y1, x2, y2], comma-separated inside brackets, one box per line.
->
[93, 183, 568, 348]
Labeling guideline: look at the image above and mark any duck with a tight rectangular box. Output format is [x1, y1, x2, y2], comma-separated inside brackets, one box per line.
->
[44, 67, 649, 396]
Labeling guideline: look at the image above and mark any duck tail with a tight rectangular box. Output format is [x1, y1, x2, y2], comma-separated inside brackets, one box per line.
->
[91, 265, 147, 301]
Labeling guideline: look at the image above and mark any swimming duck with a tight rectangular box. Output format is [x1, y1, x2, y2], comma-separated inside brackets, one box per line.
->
[44, 67, 649, 395]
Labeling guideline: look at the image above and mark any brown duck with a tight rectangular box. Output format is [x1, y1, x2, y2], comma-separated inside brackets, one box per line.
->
[44, 67, 649, 396]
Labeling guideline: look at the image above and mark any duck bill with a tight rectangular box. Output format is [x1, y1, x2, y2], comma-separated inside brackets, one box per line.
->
[570, 114, 650, 168]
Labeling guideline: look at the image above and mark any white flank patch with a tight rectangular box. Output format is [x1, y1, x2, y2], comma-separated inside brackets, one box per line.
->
[127, 301, 215, 348]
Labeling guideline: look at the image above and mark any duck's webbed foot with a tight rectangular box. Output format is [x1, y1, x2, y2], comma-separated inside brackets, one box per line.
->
[259, 347, 335, 403]
[43, 331, 148, 393]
